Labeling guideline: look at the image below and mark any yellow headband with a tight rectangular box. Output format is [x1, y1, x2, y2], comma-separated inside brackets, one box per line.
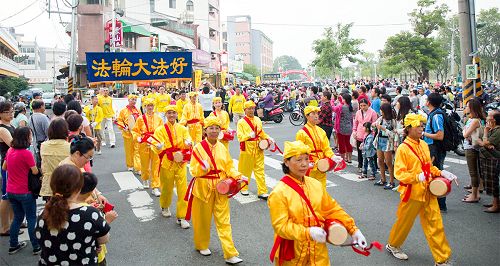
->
[243, 100, 256, 109]
[283, 140, 311, 159]
[212, 97, 222, 103]
[204, 116, 222, 129]
[143, 98, 155, 106]
[404, 113, 427, 128]
[188, 91, 198, 97]
[304, 106, 321, 116]
[164, 105, 177, 113]
[128, 94, 138, 99]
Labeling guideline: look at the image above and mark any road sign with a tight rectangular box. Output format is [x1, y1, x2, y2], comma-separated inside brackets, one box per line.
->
[466, 64, 477, 80]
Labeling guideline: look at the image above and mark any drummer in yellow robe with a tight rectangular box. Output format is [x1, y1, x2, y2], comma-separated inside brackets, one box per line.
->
[176, 90, 188, 118]
[187, 116, 246, 264]
[268, 140, 368, 266]
[132, 98, 163, 196]
[180, 91, 204, 144]
[208, 97, 232, 149]
[155, 86, 171, 122]
[386, 114, 456, 266]
[237, 100, 273, 199]
[296, 106, 343, 189]
[152, 105, 192, 229]
[142, 88, 157, 108]
[116, 95, 142, 172]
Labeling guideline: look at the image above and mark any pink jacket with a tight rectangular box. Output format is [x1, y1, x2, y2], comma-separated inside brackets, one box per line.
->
[353, 108, 378, 141]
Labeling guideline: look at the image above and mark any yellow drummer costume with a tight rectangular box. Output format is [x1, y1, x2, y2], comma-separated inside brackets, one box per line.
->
[132, 98, 163, 192]
[116, 95, 142, 172]
[296, 106, 336, 189]
[237, 100, 272, 197]
[387, 114, 452, 264]
[187, 116, 243, 260]
[176, 96, 188, 118]
[208, 97, 231, 149]
[155, 92, 171, 122]
[180, 92, 204, 143]
[152, 105, 191, 222]
[268, 141, 361, 266]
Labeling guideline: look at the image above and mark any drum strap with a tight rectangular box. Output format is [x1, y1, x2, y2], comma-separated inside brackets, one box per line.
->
[139, 114, 160, 144]
[127, 106, 140, 120]
[399, 141, 431, 203]
[302, 126, 321, 175]
[243, 116, 261, 141]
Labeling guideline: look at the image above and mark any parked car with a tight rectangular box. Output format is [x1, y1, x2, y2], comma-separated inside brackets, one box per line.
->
[42, 92, 55, 109]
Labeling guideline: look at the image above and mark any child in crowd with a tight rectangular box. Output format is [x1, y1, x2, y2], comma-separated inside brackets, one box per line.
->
[77, 172, 118, 266]
[360, 122, 377, 180]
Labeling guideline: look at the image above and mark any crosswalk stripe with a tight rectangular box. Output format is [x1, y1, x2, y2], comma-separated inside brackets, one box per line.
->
[113, 171, 143, 191]
[351, 152, 466, 165]
[112, 171, 157, 222]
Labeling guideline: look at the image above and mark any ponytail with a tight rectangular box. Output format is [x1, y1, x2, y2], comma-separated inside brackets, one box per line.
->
[43, 165, 83, 231]
[341, 93, 353, 112]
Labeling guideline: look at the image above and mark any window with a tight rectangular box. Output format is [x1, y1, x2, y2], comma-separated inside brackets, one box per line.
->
[169, 0, 176, 9]
[124, 35, 135, 48]
[186, 0, 193, 11]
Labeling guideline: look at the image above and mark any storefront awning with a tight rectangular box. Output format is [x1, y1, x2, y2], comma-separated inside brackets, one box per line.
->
[121, 20, 150, 37]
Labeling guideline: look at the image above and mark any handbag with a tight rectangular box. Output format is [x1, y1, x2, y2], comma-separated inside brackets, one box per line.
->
[28, 170, 42, 196]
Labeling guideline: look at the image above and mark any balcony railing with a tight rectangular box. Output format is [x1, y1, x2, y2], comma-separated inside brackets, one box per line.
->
[0, 54, 21, 76]
[0, 28, 19, 54]
[151, 18, 196, 39]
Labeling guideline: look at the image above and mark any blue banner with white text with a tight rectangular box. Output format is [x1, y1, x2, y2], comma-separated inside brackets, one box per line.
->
[86, 52, 192, 83]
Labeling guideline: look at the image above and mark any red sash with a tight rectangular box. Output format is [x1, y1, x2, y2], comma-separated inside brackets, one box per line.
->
[187, 119, 200, 124]
[139, 114, 160, 144]
[240, 116, 261, 151]
[157, 123, 189, 175]
[399, 141, 432, 202]
[127, 105, 140, 120]
[302, 126, 322, 175]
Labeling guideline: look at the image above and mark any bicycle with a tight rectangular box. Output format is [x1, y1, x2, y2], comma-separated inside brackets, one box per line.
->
[289, 102, 305, 126]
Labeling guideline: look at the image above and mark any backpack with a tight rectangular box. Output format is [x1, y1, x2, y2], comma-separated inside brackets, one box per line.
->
[429, 108, 461, 152]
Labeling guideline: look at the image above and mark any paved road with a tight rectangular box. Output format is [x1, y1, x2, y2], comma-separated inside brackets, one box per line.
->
[1, 116, 499, 266]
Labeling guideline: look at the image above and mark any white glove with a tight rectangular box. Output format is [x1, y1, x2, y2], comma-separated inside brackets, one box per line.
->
[331, 155, 343, 163]
[441, 170, 457, 181]
[91, 122, 97, 128]
[137, 137, 142, 143]
[351, 230, 367, 249]
[202, 160, 210, 171]
[249, 131, 255, 138]
[309, 227, 327, 243]
[417, 172, 426, 182]
[185, 139, 192, 146]
[268, 137, 275, 144]
[124, 126, 129, 131]
[156, 143, 164, 150]
[240, 176, 249, 183]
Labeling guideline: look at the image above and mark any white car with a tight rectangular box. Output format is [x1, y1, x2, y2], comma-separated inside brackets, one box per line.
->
[42, 92, 55, 109]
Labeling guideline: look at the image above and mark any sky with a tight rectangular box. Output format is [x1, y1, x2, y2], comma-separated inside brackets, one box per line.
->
[1, 0, 497, 67]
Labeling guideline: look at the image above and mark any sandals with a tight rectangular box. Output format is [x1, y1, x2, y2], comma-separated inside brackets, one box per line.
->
[461, 196, 480, 203]
[374, 180, 386, 186]
[358, 174, 367, 179]
[384, 183, 396, 190]
[368, 176, 376, 180]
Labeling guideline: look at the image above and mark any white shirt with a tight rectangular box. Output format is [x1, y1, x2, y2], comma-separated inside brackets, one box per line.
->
[418, 94, 427, 108]
[198, 91, 215, 111]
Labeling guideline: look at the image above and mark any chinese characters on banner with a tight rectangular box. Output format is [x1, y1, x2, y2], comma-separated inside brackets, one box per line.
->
[193, 69, 203, 88]
[105, 19, 123, 47]
[86, 52, 192, 83]
[221, 71, 226, 87]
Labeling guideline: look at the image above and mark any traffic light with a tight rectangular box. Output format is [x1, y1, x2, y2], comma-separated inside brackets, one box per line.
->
[57, 66, 69, 80]
[104, 39, 110, 52]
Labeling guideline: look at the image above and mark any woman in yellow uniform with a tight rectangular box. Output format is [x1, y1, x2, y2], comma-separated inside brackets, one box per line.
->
[208, 97, 231, 149]
[296, 106, 343, 189]
[132, 98, 163, 196]
[155, 86, 171, 122]
[152, 105, 192, 229]
[386, 114, 456, 266]
[268, 140, 367, 266]
[180, 92, 204, 144]
[187, 116, 246, 264]
[116, 95, 142, 172]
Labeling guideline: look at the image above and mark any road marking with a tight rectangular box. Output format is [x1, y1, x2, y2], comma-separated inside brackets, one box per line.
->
[127, 190, 156, 222]
[352, 152, 467, 165]
[334, 172, 368, 182]
[113, 171, 143, 191]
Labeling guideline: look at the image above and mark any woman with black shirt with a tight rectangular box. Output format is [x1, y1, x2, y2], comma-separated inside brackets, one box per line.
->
[0, 101, 15, 236]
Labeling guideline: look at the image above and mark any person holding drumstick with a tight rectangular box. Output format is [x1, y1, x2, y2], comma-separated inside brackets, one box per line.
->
[296, 106, 343, 189]
[187, 116, 247, 264]
[386, 113, 457, 266]
[180, 91, 204, 144]
[268, 140, 367, 265]
[152, 105, 192, 229]
[208, 97, 232, 149]
[132, 98, 163, 196]
[237, 100, 273, 199]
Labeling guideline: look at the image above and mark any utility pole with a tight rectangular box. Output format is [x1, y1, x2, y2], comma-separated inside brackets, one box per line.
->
[450, 20, 455, 78]
[111, 0, 116, 52]
[52, 49, 56, 93]
[68, 0, 77, 93]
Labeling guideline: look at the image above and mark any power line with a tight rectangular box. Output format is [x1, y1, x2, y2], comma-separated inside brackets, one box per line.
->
[4, 10, 45, 27]
[0, 0, 39, 22]
[55, 0, 64, 24]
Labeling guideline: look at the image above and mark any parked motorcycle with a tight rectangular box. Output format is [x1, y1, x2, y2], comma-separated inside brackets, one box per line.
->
[256, 104, 284, 123]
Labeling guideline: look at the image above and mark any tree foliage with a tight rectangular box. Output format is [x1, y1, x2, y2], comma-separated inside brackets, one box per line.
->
[273, 55, 302, 72]
[0, 77, 29, 97]
[435, 15, 461, 80]
[311, 23, 364, 77]
[243, 64, 260, 77]
[409, 0, 449, 38]
[477, 7, 500, 80]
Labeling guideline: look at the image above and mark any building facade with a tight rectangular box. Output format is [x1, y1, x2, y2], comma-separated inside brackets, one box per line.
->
[251, 29, 273, 74]
[0, 27, 20, 78]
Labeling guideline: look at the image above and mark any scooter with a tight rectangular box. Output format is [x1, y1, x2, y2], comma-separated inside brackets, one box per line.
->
[256, 103, 284, 123]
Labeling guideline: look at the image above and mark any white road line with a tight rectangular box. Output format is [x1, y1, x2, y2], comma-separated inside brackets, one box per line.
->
[127, 190, 156, 222]
[334, 172, 367, 182]
[264, 156, 283, 170]
[352, 151, 467, 165]
[113, 171, 143, 191]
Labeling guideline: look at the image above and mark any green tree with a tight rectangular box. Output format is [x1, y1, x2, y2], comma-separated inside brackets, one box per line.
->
[0, 77, 29, 97]
[409, 0, 449, 38]
[311, 23, 364, 77]
[243, 64, 260, 77]
[435, 16, 461, 81]
[477, 7, 500, 80]
[273, 55, 302, 80]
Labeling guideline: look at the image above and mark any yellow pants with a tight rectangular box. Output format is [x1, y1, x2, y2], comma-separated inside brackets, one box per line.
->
[238, 151, 268, 195]
[187, 124, 203, 144]
[134, 142, 141, 172]
[159, 166, 188, 218]
[138, 143, 160, 188]
[388, 198, 452, 263]
[309, 169, 327, 189]
[192, 193, 239, 259]
[123, 137, 135, 168]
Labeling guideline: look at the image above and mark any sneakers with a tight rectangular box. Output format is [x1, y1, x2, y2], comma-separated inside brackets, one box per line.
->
[392, 185, 400, 191]
[177, 219, 190, 229]
[142, 180, 150, 189]
[240, 190, 249, 196]
[374, 180, 386, 186]
[386, 244, 408, 260]
[102, 142, 106, 147]
[435, 260, 452, 266]
[152, 188, 161, 197]
[258, 193, 269, 200]
[161, 208, 171, 218]
[225, 256, 243, 265]
[199, 249, 211, 256]
[33, 246, 41, 255]
[384, 182, 395, 190]
[110, 144, 115, 148]
[127, 167, 134, 171]
[9, 242, 27, 254]
[96, 150, 102, 155]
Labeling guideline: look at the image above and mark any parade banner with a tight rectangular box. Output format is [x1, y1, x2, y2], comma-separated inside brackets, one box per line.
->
[256, 76, 261, 86]
[86, 52, 192, 83]
[221, 71, 227, 87]
[194, 69, 203, 88]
